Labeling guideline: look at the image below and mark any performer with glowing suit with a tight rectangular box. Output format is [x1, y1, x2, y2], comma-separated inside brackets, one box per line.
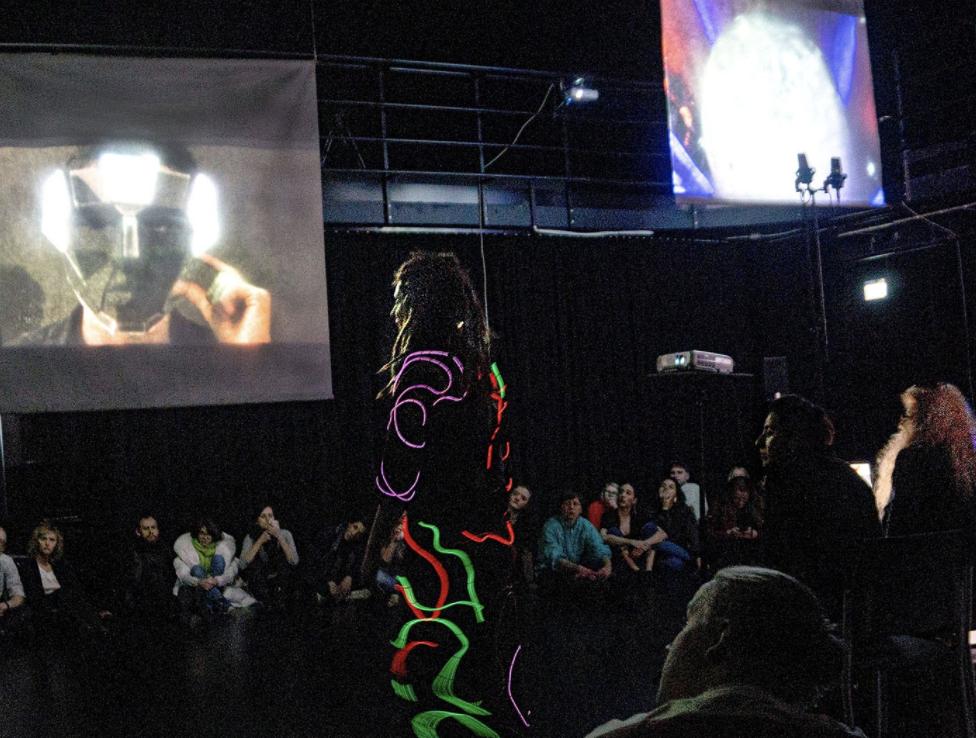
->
[363, 251, 521, 738]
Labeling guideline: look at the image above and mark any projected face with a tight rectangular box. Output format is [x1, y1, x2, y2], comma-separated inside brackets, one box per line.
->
[41, 144, 219, 335]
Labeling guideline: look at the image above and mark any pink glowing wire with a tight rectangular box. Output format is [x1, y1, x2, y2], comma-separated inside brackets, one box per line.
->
[507, 645, 530, 728]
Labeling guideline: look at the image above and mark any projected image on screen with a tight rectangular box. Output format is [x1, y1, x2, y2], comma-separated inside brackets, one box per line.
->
[0, 55, 332, 412]
[660, 0, 884, 205]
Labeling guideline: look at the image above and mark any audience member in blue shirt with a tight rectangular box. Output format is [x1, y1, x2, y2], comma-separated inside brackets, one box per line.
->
[538, 491, 612, 582]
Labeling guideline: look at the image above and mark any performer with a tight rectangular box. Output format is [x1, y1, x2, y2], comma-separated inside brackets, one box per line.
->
[363, 251, 517, 738]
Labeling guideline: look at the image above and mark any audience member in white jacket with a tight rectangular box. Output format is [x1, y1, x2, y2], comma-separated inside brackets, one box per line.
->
[173, 519, 255, 621]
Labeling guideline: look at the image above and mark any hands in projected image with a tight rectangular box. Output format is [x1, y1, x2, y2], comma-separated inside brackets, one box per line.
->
[172, 254, 271, 344]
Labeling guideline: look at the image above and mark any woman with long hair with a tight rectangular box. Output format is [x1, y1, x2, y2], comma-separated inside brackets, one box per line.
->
[362, 251, 514, 737]
[874, 382, 976, 536]
[651, 478, 701, 572]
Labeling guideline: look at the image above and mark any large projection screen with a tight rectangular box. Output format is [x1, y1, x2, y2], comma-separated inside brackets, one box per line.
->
[661, 0, 885, 206]
[0, 55, 332, 412]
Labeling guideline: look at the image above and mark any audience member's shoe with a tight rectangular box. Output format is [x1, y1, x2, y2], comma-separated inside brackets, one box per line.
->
[387, 593, 400, 608]
[347, 589, 371, 602]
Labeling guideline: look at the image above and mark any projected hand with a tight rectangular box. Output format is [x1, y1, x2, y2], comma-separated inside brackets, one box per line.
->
[172, 254, 272, 344]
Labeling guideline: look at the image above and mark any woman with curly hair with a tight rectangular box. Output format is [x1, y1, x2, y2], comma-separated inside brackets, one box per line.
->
[874, 382, 976, 537]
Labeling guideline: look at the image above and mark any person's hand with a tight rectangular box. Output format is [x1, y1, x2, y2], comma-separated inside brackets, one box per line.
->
[171, 254, 271, 344]
[574, 566, 596, 581]
[199, 577, 216, 591]
[98, 610, 112, 620]
[0, 601, 8, 617]
[338, 576, 352, 597]
[595, 562, 612, 580]
[632, 542, 648, 556]
[267, 519, 282, 539]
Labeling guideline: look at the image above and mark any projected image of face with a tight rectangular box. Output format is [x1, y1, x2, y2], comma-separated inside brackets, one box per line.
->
[36, 142, 270, 346]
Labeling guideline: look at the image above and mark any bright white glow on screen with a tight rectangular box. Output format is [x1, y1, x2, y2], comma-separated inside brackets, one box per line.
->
[98, 152, 161, 206]
[40, 171, 72, 253]
[188, 173, 220, 255]
[863, 277, 888, 301]
[700, 13, 849, 202]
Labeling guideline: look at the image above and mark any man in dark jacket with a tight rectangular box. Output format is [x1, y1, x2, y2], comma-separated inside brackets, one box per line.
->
[124, 515, 177, 619]
[756, 394, 881, 618]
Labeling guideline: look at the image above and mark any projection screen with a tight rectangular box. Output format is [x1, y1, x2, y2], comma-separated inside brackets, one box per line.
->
[661, 0, 885, 206]
[0, 55, 332, 412]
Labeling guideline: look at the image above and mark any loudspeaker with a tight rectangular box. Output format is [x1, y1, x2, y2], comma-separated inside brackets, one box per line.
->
[763, 356, 789, 400]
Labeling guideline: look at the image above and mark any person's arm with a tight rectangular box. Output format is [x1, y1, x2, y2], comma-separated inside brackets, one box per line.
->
[1, 557, 26, 613]
[272, 528, 300, 566]
[241, 532, 270, 566]
[540, 518, 574, 573]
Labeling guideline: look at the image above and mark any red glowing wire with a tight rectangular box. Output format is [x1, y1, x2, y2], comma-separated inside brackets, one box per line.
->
[401, 514, 449, 620]
[461, 519, 515, 546]
[391, 640, 438, 679]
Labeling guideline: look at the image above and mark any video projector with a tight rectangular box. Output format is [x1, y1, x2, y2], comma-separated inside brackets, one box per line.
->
[656, 350, 734, 374]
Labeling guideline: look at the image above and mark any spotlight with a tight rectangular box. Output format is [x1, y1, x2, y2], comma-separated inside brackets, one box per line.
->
[564, 78, 599, 105]
[863, 277, 888, 301]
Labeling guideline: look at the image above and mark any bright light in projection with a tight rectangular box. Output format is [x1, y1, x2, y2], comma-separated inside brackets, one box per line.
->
[187, 173, 220, 255]
[98, 152, 161, 205]
[40, 171, 72, 253]
[699, 13, 851, 202]
[863, 277, 888, 301]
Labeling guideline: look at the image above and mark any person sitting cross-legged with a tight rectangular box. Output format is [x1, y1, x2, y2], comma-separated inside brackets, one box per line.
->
[585, 566, 866, 738]
[537, 491, 612, 596]
[173, 517, 254, 626]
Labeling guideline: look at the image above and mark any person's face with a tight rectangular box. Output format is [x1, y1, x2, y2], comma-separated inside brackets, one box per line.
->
[509, 488, 531, 511]
[756, 412, 780, 467]
[345, 521, 366, 541]
[733, 487, 750, 509]
[658, 584, 718, 703]
[138, 517, 160, 543]
[0, 528, 6, 554]
[196, 528, 213, 546]
[618, 485, 636, 509]
[603, 485, 618, 509]
[560, 497, 582, 525]
[257, 507, 276, 530]
[659, 479, 678, 507]
[670, 466, 690, 485]
[37, 531, 58, 558]
[69, 204, 191, 332]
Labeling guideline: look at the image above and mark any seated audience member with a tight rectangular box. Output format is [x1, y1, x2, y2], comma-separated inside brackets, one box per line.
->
[309, 517, 369, 605]
[173, 518, 254, 624]
[757, 394, 880, 618]
[601, 484, 667, 577]
[585, 566, 865, 738]
[587, 482, 619, 528]
[670, 462, 705, 522]
[0, 526, 30, 642]
[651, 479, 701, 572]
[874, 382, 976, 538]
[20, 520, 109, 642]
[240, 503, 300, 609]
[507, 485, 537, 586]
[706, 477, 764, 569]
[123, 514, 177, 619]
[537, 491, 612, 591]
[375, 517, 406, 607]
[726, 465, 750, 482]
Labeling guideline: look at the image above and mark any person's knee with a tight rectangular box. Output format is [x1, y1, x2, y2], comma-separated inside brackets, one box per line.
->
[211, 555, 226, 576]
[190, 565, 206, 578]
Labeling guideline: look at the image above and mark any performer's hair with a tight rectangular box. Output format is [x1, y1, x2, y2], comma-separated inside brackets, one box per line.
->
[380, 251, 490, 397]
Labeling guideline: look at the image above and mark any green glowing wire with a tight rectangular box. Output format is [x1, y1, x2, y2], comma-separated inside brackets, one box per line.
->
[391, 617, 490, 717]
[395, 577, 482, 614]
[417, 521, 485, 623]
[490, 362, 506, 399]
[411, 710, 500, 738]
[391, 679, 419, 702]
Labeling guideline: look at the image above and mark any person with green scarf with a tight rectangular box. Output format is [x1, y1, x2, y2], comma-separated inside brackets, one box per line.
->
[173, 517, 254, 626]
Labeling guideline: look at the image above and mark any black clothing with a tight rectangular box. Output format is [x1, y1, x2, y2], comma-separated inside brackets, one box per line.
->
[653, 504, 701, 559]
[124, 538, 177, 617]
[886, 443, 976, 540]
[18, 558, 104, 640]
[308, 524, 366, 594]
[762, 454, 881, 618]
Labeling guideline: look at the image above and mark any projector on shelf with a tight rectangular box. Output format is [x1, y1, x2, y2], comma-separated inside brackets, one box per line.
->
[656, 350, 734, 375]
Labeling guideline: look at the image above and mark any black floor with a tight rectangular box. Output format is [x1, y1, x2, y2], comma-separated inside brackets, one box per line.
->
[0, 584, 686, 738]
